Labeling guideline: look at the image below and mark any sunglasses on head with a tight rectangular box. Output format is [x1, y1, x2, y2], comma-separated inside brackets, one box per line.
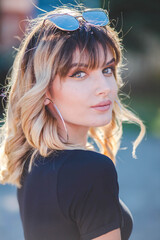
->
[44, 9, 109, 31]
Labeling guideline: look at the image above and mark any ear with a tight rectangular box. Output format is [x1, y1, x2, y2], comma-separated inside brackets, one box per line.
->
[44, 90, 52, 106]
[44, 98, 51, 106]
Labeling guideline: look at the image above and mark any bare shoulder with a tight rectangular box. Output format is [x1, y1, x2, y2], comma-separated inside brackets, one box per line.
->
[92, 228, 121, 240]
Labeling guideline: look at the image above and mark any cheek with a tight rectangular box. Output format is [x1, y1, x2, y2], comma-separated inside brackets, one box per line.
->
[54, 82, 86, 112]
[60, 79, 89, 100]
[61, 86, 81, 102]
[111, 78, 118, 96]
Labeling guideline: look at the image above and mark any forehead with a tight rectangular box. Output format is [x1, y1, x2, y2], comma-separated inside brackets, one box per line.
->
[72, 44, 114, 66]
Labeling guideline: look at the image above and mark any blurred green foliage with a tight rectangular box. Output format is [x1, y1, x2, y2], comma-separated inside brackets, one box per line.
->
[122, 93, 160, 138]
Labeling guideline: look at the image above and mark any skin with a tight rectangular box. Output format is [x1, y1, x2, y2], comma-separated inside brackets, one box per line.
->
[45, 45, 118, 147]
[45, 45, 121, 239]
[92, 228, 121, 240]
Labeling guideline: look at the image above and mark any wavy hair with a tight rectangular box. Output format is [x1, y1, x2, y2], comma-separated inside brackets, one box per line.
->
[0, 5, 146, 187]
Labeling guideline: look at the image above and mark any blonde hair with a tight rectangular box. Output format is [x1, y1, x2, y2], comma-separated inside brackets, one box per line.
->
[0, 5, 146, 187]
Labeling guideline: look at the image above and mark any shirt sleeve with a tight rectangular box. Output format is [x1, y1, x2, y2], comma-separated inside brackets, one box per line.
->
[57, 150, 122, 240]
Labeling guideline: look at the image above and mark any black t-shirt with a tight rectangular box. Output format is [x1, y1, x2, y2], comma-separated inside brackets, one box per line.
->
[17, 149, 133, 240]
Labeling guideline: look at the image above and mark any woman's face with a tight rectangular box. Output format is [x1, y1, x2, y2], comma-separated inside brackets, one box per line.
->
[47, 45, 118, 132]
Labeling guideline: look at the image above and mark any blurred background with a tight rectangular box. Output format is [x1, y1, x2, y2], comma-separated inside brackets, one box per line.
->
[0, 0, 160, 239]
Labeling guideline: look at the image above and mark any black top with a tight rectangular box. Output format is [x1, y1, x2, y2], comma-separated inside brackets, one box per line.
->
[17, 149, 133, 240]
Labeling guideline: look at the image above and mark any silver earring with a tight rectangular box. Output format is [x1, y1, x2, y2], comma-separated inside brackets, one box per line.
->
[45, 98, 69, 143]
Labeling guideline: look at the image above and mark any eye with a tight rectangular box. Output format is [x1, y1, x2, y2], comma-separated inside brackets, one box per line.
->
[103, 67, 114, 75]
[70, 71, 86, 79]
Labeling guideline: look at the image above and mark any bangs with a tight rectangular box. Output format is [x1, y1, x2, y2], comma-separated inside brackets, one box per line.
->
[55, 25, 119, 78]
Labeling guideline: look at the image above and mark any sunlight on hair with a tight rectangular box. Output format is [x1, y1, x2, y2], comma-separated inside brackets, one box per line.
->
[0, 4, 146, 187]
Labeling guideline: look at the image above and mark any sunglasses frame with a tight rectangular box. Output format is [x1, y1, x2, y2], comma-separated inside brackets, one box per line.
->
[44, 8, 109, 31]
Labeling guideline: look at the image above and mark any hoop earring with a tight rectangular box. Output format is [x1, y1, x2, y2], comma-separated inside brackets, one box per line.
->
[45, 98, 69, 143]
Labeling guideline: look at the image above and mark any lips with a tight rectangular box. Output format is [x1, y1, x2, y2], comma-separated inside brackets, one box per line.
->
[91, 100, 112, 108]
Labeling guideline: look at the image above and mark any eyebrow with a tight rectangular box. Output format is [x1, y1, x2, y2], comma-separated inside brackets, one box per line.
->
[70, 57, 116, 69]
[106, 58, 115, 65]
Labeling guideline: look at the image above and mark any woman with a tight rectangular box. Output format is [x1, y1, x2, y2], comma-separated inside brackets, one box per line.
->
[0, 5, 146, 240]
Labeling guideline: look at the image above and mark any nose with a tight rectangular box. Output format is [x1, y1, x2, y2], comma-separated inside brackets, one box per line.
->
[94, 71, 114, 96]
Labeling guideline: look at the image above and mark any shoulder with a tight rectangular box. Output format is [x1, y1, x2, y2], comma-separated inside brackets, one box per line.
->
[62, 149, 115, 167]
[58, 149, 118, 189]
[64, 149, 116, 172]
[57, 149, 120, 224]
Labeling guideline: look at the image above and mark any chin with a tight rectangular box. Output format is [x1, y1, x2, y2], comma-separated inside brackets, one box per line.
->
[92, 118, 112, 127]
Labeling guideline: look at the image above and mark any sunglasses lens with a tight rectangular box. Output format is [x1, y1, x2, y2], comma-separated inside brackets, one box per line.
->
[47, 15, 79, 31]
[83, 10, 109, 26]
